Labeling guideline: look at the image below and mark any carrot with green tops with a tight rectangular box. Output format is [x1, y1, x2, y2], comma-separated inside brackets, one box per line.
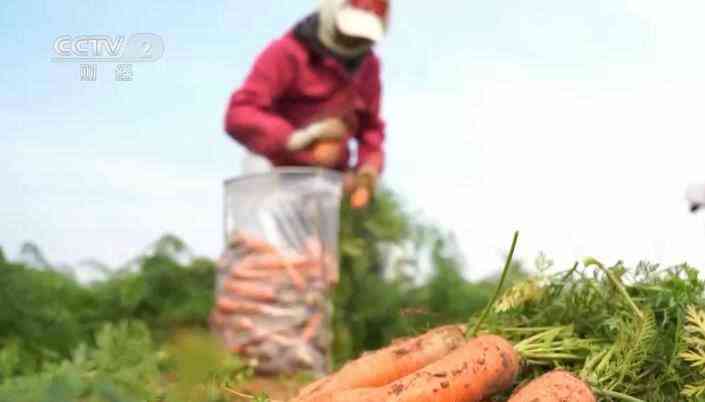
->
[507, 370, 596, 402]
[298, 335, 519, 402]
[295, 325, 465, 399]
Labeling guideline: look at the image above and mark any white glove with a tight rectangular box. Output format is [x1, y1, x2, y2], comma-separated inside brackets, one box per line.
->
[286, 118, 348, 152]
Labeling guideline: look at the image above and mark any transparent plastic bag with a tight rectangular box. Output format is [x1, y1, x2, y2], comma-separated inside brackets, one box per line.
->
[211, 168, 343, 376]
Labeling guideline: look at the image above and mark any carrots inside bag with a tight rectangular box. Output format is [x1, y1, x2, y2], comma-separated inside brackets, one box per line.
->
[211, 231, 336, 376]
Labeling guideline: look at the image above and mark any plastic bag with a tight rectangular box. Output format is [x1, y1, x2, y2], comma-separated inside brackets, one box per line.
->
[210, 168, 342, 376]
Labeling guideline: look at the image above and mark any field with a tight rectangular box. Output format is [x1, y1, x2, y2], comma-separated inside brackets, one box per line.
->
[3, 189, 703, 401]
[0, 190, 505, 402]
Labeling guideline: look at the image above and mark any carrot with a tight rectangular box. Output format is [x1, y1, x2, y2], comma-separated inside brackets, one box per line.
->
[231, 266, 290, 282]
[312, 139, 343, 168]
[283, 261, 307, 291]
[301, 313, 324, 342]
[217, 298, 303, 317]
[235, 316, 256, 328]
[230, 254, 310, 275]
[216, 298, 248, 314]
[224, 280, 277, 301]
[298, 388, 380, 402]
[216, 298, 273, 315]
[298, 261, 325, 281]
[232, 317, 298, 348]
[300, 335, 519, 402]
[507, 370, 596, 402]
[295, 325, 465, 399]
[350, 187, 371, 209]
[230, 231, 277, 254]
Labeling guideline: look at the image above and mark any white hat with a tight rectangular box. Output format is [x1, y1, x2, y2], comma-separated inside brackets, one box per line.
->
[337, 0, 388, 42]
[319, 0, 389, 56]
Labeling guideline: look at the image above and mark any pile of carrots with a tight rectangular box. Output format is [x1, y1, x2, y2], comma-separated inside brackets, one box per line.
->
[290, 325, 596, 402]
[210, 231, 337, 375]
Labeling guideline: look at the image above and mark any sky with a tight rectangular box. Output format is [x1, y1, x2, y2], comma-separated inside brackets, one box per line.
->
[2, 0, 705, 280]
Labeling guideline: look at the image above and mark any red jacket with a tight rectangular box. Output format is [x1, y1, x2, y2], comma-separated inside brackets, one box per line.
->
[224, 15, 385, 172]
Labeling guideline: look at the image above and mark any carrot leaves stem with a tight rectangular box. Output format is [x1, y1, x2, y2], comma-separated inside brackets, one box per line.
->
[469, 231, 520, 338]
[583, 257, 644, 320]
[592, 387, 645, 402]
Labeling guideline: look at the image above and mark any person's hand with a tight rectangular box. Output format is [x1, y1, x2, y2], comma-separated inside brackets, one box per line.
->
[287, 118, 349, 168]
[287, 118, 348, 152]
[345, 165, 379, 209]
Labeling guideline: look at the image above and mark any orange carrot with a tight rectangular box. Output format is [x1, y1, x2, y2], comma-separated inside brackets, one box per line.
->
[298, 261, 325, 281]
[217, 297, 307, 319]
[235, 316, 257, 331]
[301, 313, 324, 342]
[312, 139, 343, 168]
[230, 254, 309, 274]
[507, 370, 596, 402]
[216, 298, 245, 314]
[295, 325, 465, 399]
[229, 254, 279, 272]
[216, 298, 275, 315]
[283, 261, 307, 291]
[300, 335, 519, 402]
[224, 280, 276, 301]
[231, 266, 290, 282]
[350, 187, 371, 209]
[388, 335, 519, 402]
[299, 388, 381, 402]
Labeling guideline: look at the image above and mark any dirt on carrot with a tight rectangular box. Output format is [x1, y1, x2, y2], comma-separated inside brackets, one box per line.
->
[294, 325, 465, 400]
[296, 335, 519, 402]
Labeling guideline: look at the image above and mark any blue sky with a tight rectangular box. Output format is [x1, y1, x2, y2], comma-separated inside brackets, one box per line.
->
[3, 0, 705, 278]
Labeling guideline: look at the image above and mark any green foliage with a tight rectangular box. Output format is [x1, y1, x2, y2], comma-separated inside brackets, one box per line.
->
[0, 321, 256, 402]
[333, 189, 497, 365]
[0, 321, 160, 402]
[0, 247, 216, 376]
[0, 260, 93, 369]
[681, 306, 705, 399]
[93, 254, 216, 338]
[478, 259, 705, 402]
[164, 330, 254, 402]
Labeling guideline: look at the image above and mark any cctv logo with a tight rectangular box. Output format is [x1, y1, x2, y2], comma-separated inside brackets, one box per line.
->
[52, 33, 165, 63]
